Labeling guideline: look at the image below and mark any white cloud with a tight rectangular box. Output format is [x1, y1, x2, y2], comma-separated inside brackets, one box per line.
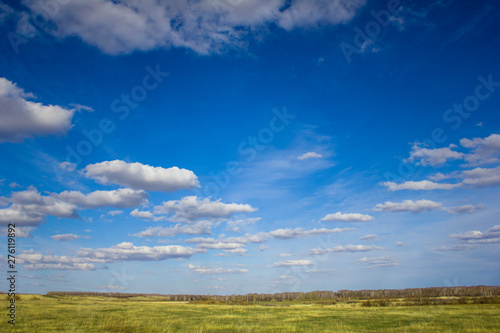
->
[442, 204, 482, 214]
[184, 237, 217, 244]
[461, 133, 500, 166]
[355, 256, 399, 268]
[132, 221, 212, 238]
[279, 253, 293, 257]
[223, 248, 247, 255]
[195, 242, 245, 250]
[269, 259, 313, 267]
[450, 224, 500, 244]
[20, 242, 200, 270]
[297, 152, 323, 160]
[129, 208, 164, 221]
[0, 207, 46, 226]
[21, 0, 365, 55]
[0, 226, 35, 238]
[373, 199, 443, 213]
[0, 187, 149, 227]
[107, 210, 123, 216]
[359, 234, 379, 241]
[188, 264, 248, 274]
[381, 180, 461, 191]
[57, 188, 147, 208]
[0, 187, 77, 225]
[154, 196, 256, 223]
[320, 212, 373, 222]
[84, 160, 199, 192]
[17, 250, 103, 270]
[405, 144, 464, 166]
[461, 166, 500, 187]
[268, 227, 354, 239]
[50, 233, 89, 241]
[0, 77, 77, 142]
[310, 244, 385, 255]
[78, 242, 203, 261]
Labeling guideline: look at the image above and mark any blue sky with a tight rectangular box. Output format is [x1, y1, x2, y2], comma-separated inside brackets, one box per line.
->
[0, 0, 499, 295]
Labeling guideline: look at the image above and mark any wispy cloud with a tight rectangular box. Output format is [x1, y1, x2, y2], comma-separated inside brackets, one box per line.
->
[269, 260, 313, 268]
[310, 244, 385, 255]
[355, 256, 399, 268]
[297, 152, 323, 160]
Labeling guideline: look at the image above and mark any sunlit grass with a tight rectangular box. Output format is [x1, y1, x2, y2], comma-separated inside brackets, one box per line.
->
[2, 295, 500, 332]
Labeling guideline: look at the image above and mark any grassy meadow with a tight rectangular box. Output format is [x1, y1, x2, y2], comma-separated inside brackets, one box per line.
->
[2, 294, 500, 332]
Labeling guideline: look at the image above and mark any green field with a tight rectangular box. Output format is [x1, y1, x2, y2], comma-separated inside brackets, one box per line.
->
[3, 295, 500, 332]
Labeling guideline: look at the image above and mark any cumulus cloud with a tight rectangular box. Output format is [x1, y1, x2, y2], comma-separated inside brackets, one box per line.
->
[188, 264, 248, 274]
[79, 242, 204, 262]
[268, 227, 354, 239]
[320, 212, 373, 222]
[129, 208, 164, 221]
[0, 187, 148, 227]
[297, 152, 323, 160]
[154, 196, 256, 223]
[405, 144, 464, 166]
[50, 233, 89, 241]
[0, 187, 78, 226]
[57, 188, 148, 208]
[450, 224, 500, 244]
[132, 221, 212, 238]
[309, 244, 385, 255]
[0, 226, 35, 238]
[19, 241, 204, 270]
[355, 256, 399, 268]
[373, 199, 443, 213]
[17, 249, 104, 270]
[84, 160, 199, 192]
[0, 77, 77, 142]
[461, 133, 500, 166]
[269, 259, 313, 267]
[381, 180, 461, 191]
[20, 0, 366, 55]
[461, 166, 500, 187]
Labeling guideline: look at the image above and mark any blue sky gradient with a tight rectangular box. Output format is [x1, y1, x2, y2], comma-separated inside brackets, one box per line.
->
[0, 0, 499, 295]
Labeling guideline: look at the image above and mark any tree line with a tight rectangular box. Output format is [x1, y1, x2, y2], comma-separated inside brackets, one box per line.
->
[46, 285, 500, 302]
